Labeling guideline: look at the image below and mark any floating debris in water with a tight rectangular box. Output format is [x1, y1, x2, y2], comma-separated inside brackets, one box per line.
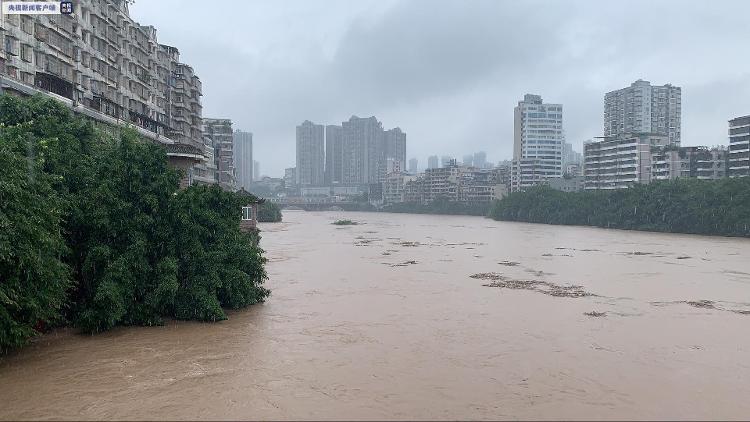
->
[332, 219, 358, 226]
[584, 311, 607, 317]
[394, 241, 420, 247]
[470, 273, 594, 298]
[470, 272, 503, 280]
[650, 300, 750, 315]
[686, 300, 715, 309]
[390, 260, 418, 267]
[498, 260, 520, 266]
[354, 237, 380, 246]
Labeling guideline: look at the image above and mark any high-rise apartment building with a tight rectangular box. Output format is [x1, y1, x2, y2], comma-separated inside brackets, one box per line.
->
[336, 116, 406, 186]
[203, 118, 236, 191]
[562, 142, 582, 167]
[284, 167, 297, 189]
[296, 120, 324, 186]
[0, 0, 205, 187]
[604, 80, 681, 145]
[427, 155, 439, 169]
[473, 151, 487, 168]
[462, 155, 474, 167]
[408, 158, 418, 173]
[729, 115, 750, 177]
[253, 160, 260, 181]
[382, 127, 406, 171]
[341, 116, 382, 185]
[440, 156, 454, 168]
[511, 94, 564, 191]
[325, 125, 344, 184]
[233, 129, 253, 190]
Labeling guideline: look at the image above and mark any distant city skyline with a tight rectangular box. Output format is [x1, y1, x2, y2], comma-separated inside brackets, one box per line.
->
[130, 1, 750, 177]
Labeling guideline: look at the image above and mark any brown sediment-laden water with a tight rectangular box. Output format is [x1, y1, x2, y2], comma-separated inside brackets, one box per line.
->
[2, 211, 750, 420]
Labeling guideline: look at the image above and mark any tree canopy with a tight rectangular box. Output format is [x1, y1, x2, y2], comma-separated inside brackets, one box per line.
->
[489, 179, 750, 237]
[0, 94, 270, 352]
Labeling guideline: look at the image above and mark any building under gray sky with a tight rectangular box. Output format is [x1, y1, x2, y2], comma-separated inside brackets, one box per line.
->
[233, 130, 253, 190]
[604, 80, 682, 145]
[512, 94, 564, 191]
[296, 120, 325, 186]
[325, 125, 344, 184]
[408, 158, 418, 173]
[129, 1, 750, 177]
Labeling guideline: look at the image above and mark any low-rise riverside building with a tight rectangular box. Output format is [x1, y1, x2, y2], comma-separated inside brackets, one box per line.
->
[695, 147, 728, 180]
[650, 147, 687, 181]
[383, 172, 417, 204]
[650, 146, 727, 181]
[548, 176, 584, 192]
[584, 133, 729, 189]
[392, 163, 507, 204]
[583, 133, 669, 190]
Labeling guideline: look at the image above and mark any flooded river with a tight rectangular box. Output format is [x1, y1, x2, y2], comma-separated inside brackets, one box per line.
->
[2, 211, 750, 420]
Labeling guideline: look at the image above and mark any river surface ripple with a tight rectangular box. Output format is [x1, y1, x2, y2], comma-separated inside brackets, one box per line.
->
[2, 211, 750, 420]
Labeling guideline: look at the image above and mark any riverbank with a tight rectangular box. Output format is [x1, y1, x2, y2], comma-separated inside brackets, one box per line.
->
[2, 211, 750, 419]
[380, 199, 490, 216]
[489, 178, 750, 237]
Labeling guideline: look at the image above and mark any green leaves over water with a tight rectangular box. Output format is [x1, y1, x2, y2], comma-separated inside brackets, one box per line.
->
[489, 180, 750, 237]
[0, 95, 269, 352]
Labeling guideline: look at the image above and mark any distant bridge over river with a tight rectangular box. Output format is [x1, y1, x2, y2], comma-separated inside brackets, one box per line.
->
[266, 198, 363, 211]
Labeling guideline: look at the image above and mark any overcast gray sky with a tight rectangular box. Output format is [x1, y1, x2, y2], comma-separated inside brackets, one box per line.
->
[131, 0, 750, 177]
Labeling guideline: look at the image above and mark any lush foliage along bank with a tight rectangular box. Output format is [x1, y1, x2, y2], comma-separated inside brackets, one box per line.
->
[0, 95, 269, 352]
[258, 201, 282, 222]
[489, 178, 750, 237]
[382, 197, 491, 216]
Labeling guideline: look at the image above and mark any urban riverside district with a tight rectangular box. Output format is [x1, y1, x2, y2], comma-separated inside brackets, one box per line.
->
[1, 0, 750, 420]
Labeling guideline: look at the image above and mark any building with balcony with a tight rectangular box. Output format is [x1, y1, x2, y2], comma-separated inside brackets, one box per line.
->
[695, 146, 728, 180]
[548, 176, 584, 192]
[583, 133, 669, 190]
[383, 172, 417, 204]
[0, 0, 205, 187]
[511, 94, 564, 191]
[604, 80, 681, 146]
[396, 162, 505, 204]
[729, 115, 750, 177]
[203, 118, 235, 191]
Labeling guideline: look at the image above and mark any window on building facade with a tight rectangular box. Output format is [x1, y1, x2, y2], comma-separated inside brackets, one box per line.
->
[20, 16, 33, 34]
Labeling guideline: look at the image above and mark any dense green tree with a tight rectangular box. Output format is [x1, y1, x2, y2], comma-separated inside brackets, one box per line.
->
[68, 133, 182, 332]
[258, 201, 282, 222]
[489, 179, 750, 237]
[0, 94, 270, 351]
[170, 185, 269, 321]
[0, 121, 70, 351]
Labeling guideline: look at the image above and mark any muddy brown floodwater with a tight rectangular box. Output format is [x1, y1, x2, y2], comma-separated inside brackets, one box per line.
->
[2, 211, 750, 420]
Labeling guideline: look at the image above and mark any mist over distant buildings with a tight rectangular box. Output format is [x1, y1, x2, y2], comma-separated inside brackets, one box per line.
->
[126, 0, 750, 177]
